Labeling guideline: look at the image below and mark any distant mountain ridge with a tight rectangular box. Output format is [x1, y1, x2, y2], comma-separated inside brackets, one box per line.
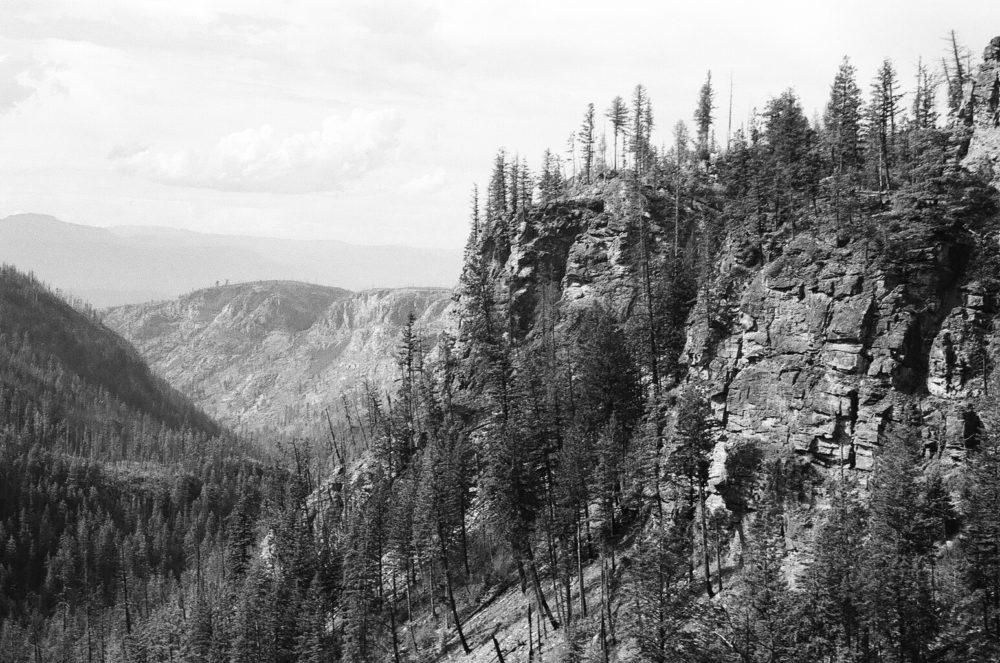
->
[0, 213, 462, 307]
[102, 280, 454, 435]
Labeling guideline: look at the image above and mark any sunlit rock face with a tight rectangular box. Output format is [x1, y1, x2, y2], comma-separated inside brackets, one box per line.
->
[963, 36, 1000, 192]
[684, 224, 990, 477]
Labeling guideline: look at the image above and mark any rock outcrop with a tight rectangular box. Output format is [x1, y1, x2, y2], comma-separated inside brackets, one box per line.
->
[483, 180, 996, 483]
[482, 178, 672, 339]
[466, 43, 1000, 495]
[685, 221, 992, 478]
[103, 281, 452, 435]
[962, 36, 1000, 190]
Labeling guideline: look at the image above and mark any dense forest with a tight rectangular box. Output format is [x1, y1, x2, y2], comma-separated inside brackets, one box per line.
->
[4, 33, 1000, 663]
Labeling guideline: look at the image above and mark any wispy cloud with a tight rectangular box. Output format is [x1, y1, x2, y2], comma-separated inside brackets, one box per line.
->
[0, 53, 63, 113]
[110, 109, 403, 193]
[402, 168, 448, 195]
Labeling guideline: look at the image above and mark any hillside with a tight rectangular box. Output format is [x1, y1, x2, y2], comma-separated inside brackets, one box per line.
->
[0, 264, 281, 662]
[0, 264, 220, 443]
[102, 281, 453, 435]
[0, 214, 462, 307]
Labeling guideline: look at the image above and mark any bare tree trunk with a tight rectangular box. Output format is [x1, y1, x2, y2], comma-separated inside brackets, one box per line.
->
[576, 518, 588, 618]
[600, 558, 610, 663]
[526, 542, 560, 630]
[438, 523, 472, 653]
[528, 602, 534, 662]
[389, 572, 403, 663]
[492, 633, 506, 663]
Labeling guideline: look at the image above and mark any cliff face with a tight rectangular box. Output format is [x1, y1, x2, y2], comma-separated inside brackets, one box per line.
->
[686, 220, 991, 484]
[963, 36, 1000, 190]
[484, 186, 996, 475]
[469, 83, 1000, 503]
[103, 281, 452, 435]
[482, 178, 674, 338]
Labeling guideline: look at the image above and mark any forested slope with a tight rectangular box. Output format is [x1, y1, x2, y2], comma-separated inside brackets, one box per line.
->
[0, 265, 220, 444]
[0, 266, 293, 662]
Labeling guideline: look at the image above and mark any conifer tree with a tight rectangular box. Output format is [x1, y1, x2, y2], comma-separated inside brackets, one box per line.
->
[580, 103, 596, 185]
[824, 57, 863, 175]
[912, 57, 938, 130]
[863, 432, 938, 662]
[824, 57, 863, 227]
[669, 388, 716, 597]
[763, 89, 819, 225]
[607, 96, 628, 172]
[867, 59, 904, 193]
[694, 72, 714, 170]
[486, 149, 508, 232]
[729, 488, 795, 663]
[961, 414, 1000, 644]
[539, 149, 565, 202]
[631, 85, 652, 174]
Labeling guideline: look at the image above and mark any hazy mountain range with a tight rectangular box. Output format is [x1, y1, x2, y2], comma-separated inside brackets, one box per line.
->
[0, 213, 462, 307]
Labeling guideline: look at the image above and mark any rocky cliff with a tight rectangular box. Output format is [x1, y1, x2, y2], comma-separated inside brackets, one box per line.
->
[963, 36, 1000, 191]
[103, 281, 452, 435]
[468, 86, 1000, 503]
[686, 216, 993, 485]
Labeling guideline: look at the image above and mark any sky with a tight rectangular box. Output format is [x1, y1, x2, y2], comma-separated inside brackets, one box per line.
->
[0, 1, 997, 250]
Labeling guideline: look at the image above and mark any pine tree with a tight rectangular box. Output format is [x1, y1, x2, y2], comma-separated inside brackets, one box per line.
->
[912, 57, 938, 130]
[824, 56, 863, 228]
[801, 480, 868, 658]
[539, 149, 565, 202]
[824, 56, 863, 175]
[414, 436, 473, 653]
[486, 149, 508, 232]
[668, 388, 716, 597]
[631, 85, 652, 174]
[694, 72, 714, 170]
[762, 89, 819, 225]
[863, 433, 938, 662]
[944, 30, 968, 117]
[580, 103, 596, 184]
[729, 489, 795, 663]
[867, 59, 904, 193]
[607, 96, 628, 172]
[469, 184, 480, 244]
[294, 577, 331, 663]
[961, 414, 1000, 645]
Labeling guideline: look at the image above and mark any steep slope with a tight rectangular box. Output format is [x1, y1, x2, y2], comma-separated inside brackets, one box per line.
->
[0, 264, 220, 441]
[103, 281, 453, 435]
[426, 45, 1000, 660]
[0, 214, 461, 306]
[0, 265, 278, 662]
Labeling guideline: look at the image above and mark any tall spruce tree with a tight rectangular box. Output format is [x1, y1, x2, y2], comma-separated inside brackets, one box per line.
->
[607, 96, 628, 171]
[694, 72, 714, 170]
[580, 103, 596, 184]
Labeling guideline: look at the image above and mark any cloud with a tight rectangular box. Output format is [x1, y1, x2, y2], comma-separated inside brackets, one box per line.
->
[402, 168, 447, 195]
[347, 1, 439, 37]
[110, 109, 403, 193]
[0, 53, 63, 113]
